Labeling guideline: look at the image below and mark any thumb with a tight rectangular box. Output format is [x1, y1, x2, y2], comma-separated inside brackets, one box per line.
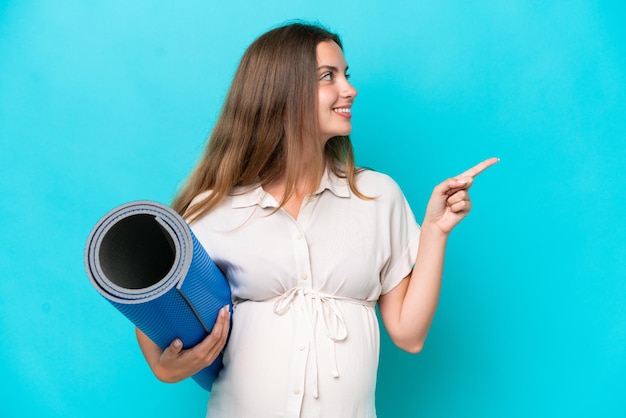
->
[166, 338, 183, 355]
[448, 177, 470, 191]
[432, 177, 467, 199]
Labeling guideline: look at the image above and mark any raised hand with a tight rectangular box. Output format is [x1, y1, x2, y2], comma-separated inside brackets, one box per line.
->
[423, 157, 499, 234]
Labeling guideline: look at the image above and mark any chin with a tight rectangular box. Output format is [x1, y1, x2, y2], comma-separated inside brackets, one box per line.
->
[331, 128, 353, 137]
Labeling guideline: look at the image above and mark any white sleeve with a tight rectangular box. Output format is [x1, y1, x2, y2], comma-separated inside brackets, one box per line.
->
[379, 179, 421, 295]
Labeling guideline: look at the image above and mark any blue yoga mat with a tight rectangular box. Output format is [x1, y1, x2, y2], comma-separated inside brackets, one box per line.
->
[84, 200, 231, 391]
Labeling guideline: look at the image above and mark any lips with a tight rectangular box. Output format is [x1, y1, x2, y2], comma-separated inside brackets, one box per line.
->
[332, 106, 352, 117]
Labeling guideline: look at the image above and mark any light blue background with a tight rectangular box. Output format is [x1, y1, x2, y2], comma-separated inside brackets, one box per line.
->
[1, 1, 625, 417]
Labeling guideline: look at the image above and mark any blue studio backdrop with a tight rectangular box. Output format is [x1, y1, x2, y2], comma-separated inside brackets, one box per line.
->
[1, 1, 625, 417]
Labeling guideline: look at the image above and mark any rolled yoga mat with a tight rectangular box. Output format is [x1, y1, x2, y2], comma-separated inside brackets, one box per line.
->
[84, 200, 231, 391]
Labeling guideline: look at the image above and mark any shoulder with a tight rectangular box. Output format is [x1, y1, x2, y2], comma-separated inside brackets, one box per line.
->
[187, 186, 261, 227]
[186, 189, 229, 226]
[189, 184, 259, 209]
[355, 169, 405, 199]
[189, 190, 213, 207]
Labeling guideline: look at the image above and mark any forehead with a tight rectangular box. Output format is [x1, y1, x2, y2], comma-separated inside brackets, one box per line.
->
[316, 41, 347, 67]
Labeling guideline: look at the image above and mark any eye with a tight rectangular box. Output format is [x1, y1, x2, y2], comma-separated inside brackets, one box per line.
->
[320, 72, 333, 81]
[345, 72, 351, 80]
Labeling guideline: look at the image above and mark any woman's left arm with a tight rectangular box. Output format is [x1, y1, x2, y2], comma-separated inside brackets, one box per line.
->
[378, 157, 499, 353]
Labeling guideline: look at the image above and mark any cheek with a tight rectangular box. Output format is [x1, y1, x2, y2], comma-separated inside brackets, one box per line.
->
[317, 88, 335, 110]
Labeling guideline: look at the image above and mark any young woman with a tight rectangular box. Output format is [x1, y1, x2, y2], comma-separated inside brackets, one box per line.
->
[136, 22, 497, 417]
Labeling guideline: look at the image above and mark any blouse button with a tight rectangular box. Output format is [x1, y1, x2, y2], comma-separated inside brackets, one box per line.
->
[298, 344, 305, 351]
[301, 273, 308, 280]
[293, 388, 301, 395]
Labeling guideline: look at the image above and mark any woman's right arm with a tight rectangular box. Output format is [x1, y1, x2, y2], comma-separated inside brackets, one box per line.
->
[135, 305, 231, 383]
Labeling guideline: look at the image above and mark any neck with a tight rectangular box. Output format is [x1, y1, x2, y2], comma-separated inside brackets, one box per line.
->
[265, 169, 324, 200]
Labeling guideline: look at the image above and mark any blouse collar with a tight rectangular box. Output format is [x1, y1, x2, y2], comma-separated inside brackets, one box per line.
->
[231, 168, 350, 209]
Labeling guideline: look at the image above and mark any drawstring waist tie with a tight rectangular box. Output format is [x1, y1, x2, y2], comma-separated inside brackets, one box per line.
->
[272, 288, 375, 398]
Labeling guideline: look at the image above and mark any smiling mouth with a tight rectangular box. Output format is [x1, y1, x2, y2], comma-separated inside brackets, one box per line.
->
[333, 107, 351, 115]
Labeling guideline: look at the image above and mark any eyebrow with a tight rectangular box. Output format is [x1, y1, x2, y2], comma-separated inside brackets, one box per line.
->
[317, 65, 349, 73]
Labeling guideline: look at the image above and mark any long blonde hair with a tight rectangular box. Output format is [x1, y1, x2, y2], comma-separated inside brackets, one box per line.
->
[172, 22, 366, 222]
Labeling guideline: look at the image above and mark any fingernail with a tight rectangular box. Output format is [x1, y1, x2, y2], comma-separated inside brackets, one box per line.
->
[456, 178, 468, 184]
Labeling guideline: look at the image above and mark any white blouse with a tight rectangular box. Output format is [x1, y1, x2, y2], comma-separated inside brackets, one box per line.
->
[190, 169, 420, 418]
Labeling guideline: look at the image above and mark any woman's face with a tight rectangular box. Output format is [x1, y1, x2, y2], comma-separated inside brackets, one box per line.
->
[316, 41, 357, 142]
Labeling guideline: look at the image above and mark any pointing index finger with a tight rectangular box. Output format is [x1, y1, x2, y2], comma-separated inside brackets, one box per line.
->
[456, 157, 499, 179]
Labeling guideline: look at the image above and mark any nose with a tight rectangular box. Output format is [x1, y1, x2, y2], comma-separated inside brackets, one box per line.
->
[341, 78, 357, 100]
